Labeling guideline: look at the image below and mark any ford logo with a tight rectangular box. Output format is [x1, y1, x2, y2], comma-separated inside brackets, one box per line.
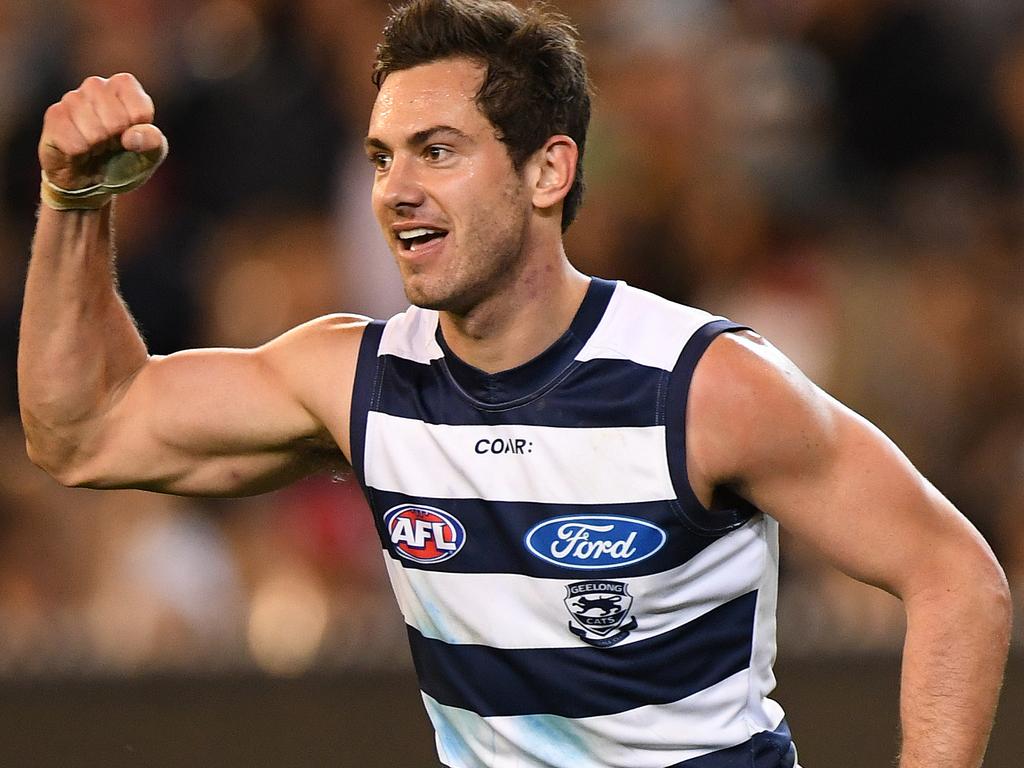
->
[524, 515, 666, 570]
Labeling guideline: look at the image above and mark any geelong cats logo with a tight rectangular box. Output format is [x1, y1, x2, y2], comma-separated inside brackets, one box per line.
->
[384, 504, 466, 563]
[564, 580, 638, 647]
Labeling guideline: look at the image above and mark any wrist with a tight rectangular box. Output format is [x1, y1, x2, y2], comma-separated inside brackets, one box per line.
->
[40, 172, 113, 211]
[39, 147, 164, 211]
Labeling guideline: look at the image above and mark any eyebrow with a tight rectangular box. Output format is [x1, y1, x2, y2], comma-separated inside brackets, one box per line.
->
[364, 125, 472, 153]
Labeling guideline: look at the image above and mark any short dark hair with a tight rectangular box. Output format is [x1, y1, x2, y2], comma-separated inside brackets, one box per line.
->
[372, 0, 592, 231]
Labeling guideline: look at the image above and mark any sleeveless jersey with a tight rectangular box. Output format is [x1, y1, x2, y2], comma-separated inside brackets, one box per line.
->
[349, 278, 799, 768]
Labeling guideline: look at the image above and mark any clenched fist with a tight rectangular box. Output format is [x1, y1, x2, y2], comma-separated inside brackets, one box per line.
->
[38, 73, 167, 209]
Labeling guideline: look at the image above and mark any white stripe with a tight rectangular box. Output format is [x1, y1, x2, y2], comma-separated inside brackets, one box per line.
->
[364, 413, 675, 504]
[424, 670, 785, 768]
[379, 305, 443, 364]
[386, 518, 766, 650]
[747, 515, 783, 731]
[575, 283, 721, 371]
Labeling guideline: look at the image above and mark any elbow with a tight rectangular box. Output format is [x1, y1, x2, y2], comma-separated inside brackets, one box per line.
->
[956, 544, 1013, 642]
[24, 437, 78, 487]
[975, 565, 1013, 659]
[20, 397, 134, 489]
[22, 429, 98, 489]
[904, 538, 1013, 643]
[982, 557, 1014, 638]
[941, 545, 1012, 641]
[969, 541, 1013, 628]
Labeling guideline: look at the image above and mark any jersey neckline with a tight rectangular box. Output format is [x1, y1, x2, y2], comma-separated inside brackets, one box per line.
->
[434, 277, 617, 408]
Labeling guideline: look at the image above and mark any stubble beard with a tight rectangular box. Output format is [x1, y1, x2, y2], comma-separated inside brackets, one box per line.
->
[401, 190, 530, 318]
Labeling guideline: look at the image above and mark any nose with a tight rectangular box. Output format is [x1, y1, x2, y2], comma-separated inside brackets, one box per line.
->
[375, 154, 425, 213]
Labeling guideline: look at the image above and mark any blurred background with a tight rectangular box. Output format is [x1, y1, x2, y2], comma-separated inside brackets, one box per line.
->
[1, 0, 1022, 765]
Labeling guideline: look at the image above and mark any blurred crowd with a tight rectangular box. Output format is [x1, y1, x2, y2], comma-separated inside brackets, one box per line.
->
[1, 0, 1023, 676]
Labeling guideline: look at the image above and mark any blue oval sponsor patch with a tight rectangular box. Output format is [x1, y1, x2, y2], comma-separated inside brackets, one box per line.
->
[524, 515, 666, 570]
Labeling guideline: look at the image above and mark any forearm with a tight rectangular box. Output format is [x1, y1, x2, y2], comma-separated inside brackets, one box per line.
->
[897, 567, 1012, 768]
[18, 204, 148, 472]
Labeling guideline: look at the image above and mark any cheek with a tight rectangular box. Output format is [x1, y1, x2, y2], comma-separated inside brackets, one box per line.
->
[370, 188, 394, 236]
[369, 180, 385, 217]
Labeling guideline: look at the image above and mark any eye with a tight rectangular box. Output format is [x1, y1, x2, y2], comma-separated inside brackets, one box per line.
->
[425, 145, 452, 162]
[369, 152, 392, 171]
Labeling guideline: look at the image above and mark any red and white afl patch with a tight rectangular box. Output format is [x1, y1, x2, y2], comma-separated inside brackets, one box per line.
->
[384, 504, 466, 563]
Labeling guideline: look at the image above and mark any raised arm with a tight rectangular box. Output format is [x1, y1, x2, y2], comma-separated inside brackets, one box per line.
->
[18, 74, 366, 496]
[687, 331, 1011, 768]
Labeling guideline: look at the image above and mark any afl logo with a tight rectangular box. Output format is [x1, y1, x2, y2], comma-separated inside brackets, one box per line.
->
[524, 515, 666, 570]
[384, 505, 466, 564]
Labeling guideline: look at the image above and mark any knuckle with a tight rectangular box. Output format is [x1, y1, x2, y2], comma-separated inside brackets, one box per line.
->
[50, 133, 87, 156]
[81, 75, 108, 90]
[105, 117, 128, 135]
[130, 102, 155, 125]
[111, 72, 137, 85]
[131, 104, 154, 123]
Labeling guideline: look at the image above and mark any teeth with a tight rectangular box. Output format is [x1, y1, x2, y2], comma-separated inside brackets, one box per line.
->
[397, 227, 443, 240]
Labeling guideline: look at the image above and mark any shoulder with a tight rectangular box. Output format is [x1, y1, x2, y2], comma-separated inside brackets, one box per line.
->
[260, 313, 372, 365]
[257, 313, 374, 443]
[687, 330, 840, 494]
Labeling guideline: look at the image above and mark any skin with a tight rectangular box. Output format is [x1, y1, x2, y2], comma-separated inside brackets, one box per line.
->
[366, 59, 588, 371]
[18, 60, 1011, 767]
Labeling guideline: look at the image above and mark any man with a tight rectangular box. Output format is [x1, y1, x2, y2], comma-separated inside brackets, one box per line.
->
[18, 1, 1011, 766]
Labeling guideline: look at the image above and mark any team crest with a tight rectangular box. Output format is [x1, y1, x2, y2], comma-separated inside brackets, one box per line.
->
[564, 580, 638, 648]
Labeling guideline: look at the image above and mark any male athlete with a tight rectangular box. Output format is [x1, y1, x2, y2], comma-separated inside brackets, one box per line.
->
[18, 1, 1011, 766]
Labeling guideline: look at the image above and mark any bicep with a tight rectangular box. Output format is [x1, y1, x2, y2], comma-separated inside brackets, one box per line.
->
[96, 348, 332, 495]
[744, 398, 972, 597]
[689, 334, 993, 600]
[68, 316, 366, 496]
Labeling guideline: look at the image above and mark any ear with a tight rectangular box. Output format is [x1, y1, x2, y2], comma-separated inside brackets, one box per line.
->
[527, 135, 578, 215]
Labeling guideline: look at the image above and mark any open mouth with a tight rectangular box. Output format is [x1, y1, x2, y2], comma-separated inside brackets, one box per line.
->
[397, 227, 448, 252]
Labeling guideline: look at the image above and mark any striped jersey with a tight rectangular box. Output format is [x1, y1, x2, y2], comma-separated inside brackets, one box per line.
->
[349, 278, 799, 768]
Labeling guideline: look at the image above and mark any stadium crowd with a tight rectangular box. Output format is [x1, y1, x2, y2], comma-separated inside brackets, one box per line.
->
[1, 0, 1023, 675]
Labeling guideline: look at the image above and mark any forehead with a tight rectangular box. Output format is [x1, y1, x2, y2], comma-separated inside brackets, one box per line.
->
[368, 58, 490, 140]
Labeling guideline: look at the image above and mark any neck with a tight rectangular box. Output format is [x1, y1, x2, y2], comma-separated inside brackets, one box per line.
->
[438, 250, 590, 373]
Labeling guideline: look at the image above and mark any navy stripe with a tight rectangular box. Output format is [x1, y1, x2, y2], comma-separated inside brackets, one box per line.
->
[435, 277, 617, 406]
[665, 320, 755, 534]
[408, 591, 756, 718]
[372, 490, 725, 578]
[349, 320, 386, 488]
[667, 721, 796, 768]
[375, 355, 667, 427]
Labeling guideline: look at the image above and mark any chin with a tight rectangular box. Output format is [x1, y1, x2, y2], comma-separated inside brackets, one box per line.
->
[400, 276, 452, 311]
[402, 280, 479, 316]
